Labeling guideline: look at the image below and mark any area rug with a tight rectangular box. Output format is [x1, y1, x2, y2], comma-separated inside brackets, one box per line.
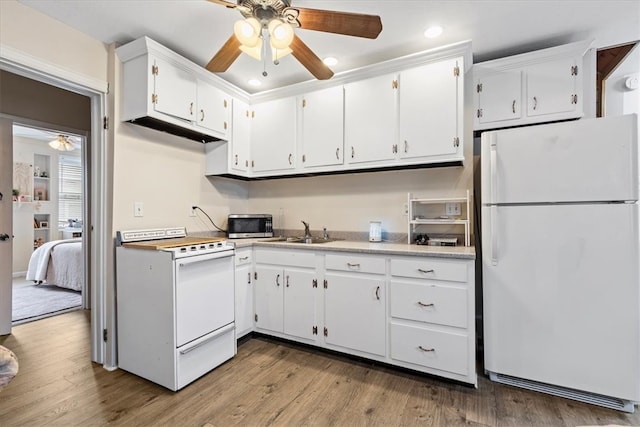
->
[12, 280, 81, 324]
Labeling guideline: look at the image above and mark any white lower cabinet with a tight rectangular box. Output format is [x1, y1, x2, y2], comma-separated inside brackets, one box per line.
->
[234, 248, 253, 338]
[253, 248, 318, 342]
[249, 246, 476, 386]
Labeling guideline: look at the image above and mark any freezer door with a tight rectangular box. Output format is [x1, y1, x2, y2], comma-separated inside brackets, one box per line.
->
[481, 114, 638, 204]
[482, 203, 640, 401]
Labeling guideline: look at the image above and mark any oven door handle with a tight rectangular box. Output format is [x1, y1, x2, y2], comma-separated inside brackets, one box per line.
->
[177, 250, 234, 267]
[179, 323, 235, 355]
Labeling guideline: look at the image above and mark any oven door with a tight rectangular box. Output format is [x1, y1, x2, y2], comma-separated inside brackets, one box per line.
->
[175, 250, 234, 347]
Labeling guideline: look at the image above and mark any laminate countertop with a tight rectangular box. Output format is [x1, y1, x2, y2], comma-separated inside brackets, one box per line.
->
[230, 237, 476, 260]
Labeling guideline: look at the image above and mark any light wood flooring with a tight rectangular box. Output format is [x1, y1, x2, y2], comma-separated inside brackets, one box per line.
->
[1, 310, 638, 426]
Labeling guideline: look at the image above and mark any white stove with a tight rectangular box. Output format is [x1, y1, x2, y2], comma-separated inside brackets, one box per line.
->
[116, 227, 236, 391]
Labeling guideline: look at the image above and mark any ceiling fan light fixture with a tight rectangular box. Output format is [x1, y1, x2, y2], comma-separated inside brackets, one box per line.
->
[268, 19, 294, 50]
[48, 135, 75, 151]
[272, 46, 293, 62]
[234, 17, 261, 47]
[239, 38, 263, 60]
[424, 25, 443, 38]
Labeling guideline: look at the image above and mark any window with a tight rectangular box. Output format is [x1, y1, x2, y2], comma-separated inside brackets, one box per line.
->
[58, 155, 83, 228]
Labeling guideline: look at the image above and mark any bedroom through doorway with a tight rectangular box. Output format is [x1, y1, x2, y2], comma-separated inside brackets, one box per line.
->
[12, 124, 86, 325]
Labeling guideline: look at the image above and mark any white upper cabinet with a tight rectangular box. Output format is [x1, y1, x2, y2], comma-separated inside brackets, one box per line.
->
[473, 40, 595, 131]
[300, 86, 344, 169]
[153, 57, 197, 122]
[526, 56, 579, 117]
[399, 58, 463, 160]
[195, 79, 230, 137]
[231, 99, 252, 173]
[251, 97, 297, 174]
[344, 73, 398, 165]
[476, 70, 522, 124]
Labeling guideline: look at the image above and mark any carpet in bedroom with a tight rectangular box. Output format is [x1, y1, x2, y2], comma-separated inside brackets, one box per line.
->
[12, 279, 81, 324]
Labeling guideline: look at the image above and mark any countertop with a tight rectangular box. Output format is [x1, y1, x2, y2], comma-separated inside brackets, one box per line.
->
[230, 237, 476, 260]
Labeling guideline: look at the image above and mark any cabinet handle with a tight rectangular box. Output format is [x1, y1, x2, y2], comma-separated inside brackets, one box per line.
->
[247, 272, 251, 284]
[351, 146, 355, 159]
[418, 346, 435, 352]
[336, 147, 340, 160]
[288, 153, 293, 165]
[234, 154, 238, 165]
[276, 274, 280, 286]
[418, 268, 434, 274]
[532, 96, 538, 110]
[190, 102, 194, 116]
[286, 275, 290, 287]
[347, 263, 360, 268]
[239, 256, 248, 261]
[512, 100, 516, 114]
[417, 301, 434, 308]
[200, 109, 205, 122]
[404, 140, 408, 153]
[375, 286, 380, 300]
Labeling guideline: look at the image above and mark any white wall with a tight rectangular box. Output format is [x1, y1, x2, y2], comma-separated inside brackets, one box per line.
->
[604, 44, 640, 116]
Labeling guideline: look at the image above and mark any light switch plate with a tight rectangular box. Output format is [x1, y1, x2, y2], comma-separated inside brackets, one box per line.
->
[134, 202, 144, 217]
[445, 202, 461, 216]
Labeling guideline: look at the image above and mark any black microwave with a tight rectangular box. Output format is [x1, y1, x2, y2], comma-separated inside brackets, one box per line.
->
[227, 214, 273, 238]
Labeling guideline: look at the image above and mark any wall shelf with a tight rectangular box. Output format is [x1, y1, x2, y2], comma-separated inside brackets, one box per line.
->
[407, 190, 470, 246]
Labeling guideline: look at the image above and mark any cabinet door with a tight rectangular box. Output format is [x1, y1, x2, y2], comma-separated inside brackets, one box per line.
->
[475, 70, 522, 124]
[195, 79, 229, 136]
[231, 99, 251, 173]
[153, 57, 196, 122]
[254, 265, 284, 333]
[283, 269, 316, 340]
[251, 97, 296, 173]
[234, 259, 253, 338]
[526, 57, 577, 117]
[324, 273, 386, 356]
[301, 86, 344, 168]
[399, 58, 461, 159]
[344, 74, 397, 164]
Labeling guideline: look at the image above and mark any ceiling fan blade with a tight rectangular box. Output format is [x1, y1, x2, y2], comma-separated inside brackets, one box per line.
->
[290, 35, 334, 80]
[293, 7, 382, 39]
[206, 35, 242, 73]
[206, 0, 238, 9]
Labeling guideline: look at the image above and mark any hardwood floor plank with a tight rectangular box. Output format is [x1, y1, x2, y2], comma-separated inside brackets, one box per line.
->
[2, 311, 640, 426]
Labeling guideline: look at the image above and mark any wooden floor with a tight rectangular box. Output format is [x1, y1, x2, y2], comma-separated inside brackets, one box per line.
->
[1, 311, 638, 427]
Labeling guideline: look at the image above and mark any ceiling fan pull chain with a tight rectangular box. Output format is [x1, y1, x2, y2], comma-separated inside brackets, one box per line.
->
[262, 31, 268, 77]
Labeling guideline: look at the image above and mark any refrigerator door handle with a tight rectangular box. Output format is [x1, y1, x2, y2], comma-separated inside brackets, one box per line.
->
[490, 143, 497, 204]
[490, 205, 498, 265]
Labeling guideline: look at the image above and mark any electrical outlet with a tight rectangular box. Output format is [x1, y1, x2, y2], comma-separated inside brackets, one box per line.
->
[445, 202, 461, 216]
[189, 206, 197, 217]
[402, 203, 408, 216]
[134, 202, 144, 217]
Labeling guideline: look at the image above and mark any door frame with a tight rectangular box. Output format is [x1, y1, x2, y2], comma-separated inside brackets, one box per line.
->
[0, 48, 110, 366]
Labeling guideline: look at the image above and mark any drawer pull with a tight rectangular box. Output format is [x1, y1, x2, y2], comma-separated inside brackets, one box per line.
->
[239, 256, 249, 261]
[417, 301, 434, 308]
[418, 268, 435, 274]
[347, 263, 361, 268]
[418, 345, 435, 352]
[375, 286, 380, 300]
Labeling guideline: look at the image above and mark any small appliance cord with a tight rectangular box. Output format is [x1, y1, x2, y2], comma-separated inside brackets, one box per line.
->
[192, 206, 227, 233]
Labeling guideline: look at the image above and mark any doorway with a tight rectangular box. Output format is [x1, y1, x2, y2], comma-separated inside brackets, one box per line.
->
[11, 124, 87, 325]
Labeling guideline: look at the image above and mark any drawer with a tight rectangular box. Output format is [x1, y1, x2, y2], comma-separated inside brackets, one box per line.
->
[390, 323, 468, 376]
[254, 248, 316, 268]
[235, 249, 253, 266]
[390, 282, 467, 328]
[325, 253, 385, 275]
[176, 323, 236, 390]
[390, 258, 468, 283]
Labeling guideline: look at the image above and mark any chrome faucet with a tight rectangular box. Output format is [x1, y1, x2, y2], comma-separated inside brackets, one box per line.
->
[301, 220, 311, 239]
[322, 227, 329, 239]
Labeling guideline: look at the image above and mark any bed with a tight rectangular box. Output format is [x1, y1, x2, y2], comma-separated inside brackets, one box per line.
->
[25, 238, 83, 291]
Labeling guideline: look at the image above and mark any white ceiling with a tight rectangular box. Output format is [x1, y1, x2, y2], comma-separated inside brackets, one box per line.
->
[19, 0, 640, 94]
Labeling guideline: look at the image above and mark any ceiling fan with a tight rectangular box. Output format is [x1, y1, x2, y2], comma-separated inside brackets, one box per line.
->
[206, 0, 383, 80]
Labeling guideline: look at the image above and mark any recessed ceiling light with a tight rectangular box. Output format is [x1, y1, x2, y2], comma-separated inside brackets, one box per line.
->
[424, 25, 443, 38]
[248, 79, 262, 87]
[323, 56, 338, 66]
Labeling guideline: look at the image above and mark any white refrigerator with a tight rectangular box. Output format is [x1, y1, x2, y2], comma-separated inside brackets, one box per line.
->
[481, 114, 640, 412]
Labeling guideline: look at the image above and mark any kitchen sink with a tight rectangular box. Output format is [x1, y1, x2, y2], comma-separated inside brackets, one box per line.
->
[268, 237, 340, 244]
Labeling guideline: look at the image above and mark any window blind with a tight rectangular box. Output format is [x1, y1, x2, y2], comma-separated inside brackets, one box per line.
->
[58, 155, 83, 227]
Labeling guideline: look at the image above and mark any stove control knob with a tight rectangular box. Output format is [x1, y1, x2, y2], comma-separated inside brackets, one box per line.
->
[180, 247, 187, 252]
[190, 246, 197, 251]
